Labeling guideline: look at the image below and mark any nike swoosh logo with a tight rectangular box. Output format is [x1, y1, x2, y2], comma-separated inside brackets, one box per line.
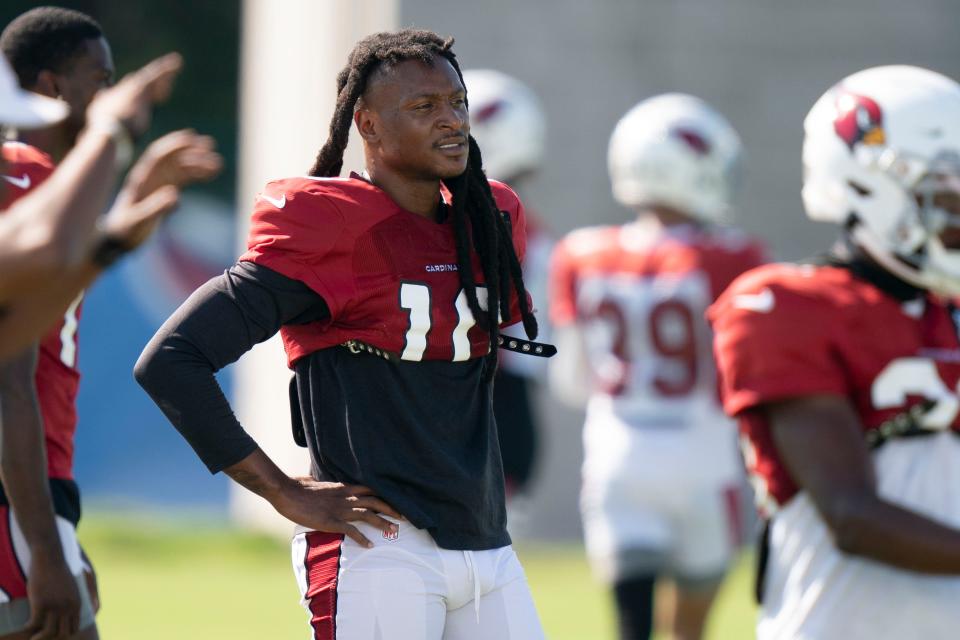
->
[2, 174, 30, 189]
[732, 287, 775, 313]
[259, 193, 285, 209]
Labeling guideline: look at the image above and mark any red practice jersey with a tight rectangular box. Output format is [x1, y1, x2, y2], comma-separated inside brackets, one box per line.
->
[241, 174, 528, 367]
[550, 221, 765, 413]
[709, 262, 960, 514]
[0, 142, 81, 481]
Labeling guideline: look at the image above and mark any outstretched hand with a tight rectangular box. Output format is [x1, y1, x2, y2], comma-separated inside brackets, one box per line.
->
[85, 52, 183, 138]
[121, 129, 222, 203]
[100, 129, 222, 250]
[273, 478, 403, 548]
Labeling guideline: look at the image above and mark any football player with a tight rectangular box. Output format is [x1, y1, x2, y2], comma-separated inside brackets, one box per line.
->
[462, 69, 550, 500]
[0, 49, 200, 355]
[136, 30, 547, 639]
[0, 8, 221, 640]
[549, 94, 765, 640]
[709, 65, 960, 639]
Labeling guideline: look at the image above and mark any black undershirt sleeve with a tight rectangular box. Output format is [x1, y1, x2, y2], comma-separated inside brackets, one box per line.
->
[134, 261, 329, 473]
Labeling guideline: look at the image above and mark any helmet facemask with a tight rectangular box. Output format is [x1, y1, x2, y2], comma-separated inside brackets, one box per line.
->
[912, 154, 960, 294]
[851, 150, 960, 296]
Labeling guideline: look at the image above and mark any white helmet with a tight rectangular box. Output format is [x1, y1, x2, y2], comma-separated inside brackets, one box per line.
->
[803, 65, 960, 296]
[463, 69, 545, 181]
[607, 93, 743, 222]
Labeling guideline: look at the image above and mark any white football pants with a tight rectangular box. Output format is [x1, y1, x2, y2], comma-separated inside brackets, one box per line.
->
[291, 517, 545, 640]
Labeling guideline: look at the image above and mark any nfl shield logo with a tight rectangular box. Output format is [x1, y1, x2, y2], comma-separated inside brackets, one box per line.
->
[383, 528, 399, 541]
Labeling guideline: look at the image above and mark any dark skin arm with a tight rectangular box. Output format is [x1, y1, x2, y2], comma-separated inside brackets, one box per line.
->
[0, 129, 221, 362]
[135, 265, 402, 548]
[0, 346, 80, 640]
[0, 53, 183, 302]
[224, 449, 401, 548]
[768, 394, 960, 573]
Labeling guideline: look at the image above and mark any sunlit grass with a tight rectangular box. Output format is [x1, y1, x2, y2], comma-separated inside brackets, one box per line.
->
[79, 513, 754, 639]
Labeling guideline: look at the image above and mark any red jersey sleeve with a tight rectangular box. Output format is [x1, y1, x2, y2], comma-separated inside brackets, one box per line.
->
[490, 180, 526, 263]
[547, 236, 578, 327]
[708, 264, 850, 417]
[240, 178, 355, 320]
[489, 181, 532, 328]
[706, 236, 769, 300]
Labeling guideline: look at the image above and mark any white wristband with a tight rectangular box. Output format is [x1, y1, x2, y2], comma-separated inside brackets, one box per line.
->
[86, 116, 134, 169]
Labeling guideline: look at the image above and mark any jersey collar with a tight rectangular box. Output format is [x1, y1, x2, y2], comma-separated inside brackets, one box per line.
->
[817, 235, 925, 302]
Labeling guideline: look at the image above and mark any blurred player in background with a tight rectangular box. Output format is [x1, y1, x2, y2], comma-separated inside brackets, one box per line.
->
[462, 69, 550, 501]
[0, 7, 221, 639]
[549, 94, 765, 640]
[0, 50, 193, 355]
[137, 29, 547, 638]
[0, 7, 219, 353]
[710, 66, 960, 640]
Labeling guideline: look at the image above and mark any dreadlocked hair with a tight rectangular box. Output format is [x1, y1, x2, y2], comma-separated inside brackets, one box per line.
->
[308, 29, 537, 379]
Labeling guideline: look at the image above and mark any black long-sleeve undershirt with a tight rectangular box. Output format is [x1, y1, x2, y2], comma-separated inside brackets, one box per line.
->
[137, 260, 510, 549]
[134, 262, 329, 473]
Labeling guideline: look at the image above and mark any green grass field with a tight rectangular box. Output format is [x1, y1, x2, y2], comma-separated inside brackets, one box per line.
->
[80, 513, 755, 639]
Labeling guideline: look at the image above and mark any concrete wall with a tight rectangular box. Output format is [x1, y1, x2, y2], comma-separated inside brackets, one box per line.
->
[403, 0, 960, 539]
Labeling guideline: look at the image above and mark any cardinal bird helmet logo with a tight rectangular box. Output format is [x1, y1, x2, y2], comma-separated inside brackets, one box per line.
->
[833, 91, 886, 151]
[671, 127, 712, 156]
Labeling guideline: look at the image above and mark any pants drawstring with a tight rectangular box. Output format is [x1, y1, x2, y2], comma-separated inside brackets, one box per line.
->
[463, 550, 481, 624]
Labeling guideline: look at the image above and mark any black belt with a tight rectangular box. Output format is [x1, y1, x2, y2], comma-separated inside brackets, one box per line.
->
[866, 399, 947, 449]
[339, 335, 557, 362]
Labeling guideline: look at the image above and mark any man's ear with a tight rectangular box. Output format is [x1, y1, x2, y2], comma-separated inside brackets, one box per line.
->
[354, 106, 380, 143]
[32, 70, 60, 99]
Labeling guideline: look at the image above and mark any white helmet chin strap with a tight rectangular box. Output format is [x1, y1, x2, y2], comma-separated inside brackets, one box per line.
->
[851, 223, 960, 297]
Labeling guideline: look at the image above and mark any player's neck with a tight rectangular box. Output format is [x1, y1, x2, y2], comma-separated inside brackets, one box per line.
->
[636, 206, 699, 229]
[366, 166, 442, 220]
[18, 126, 71, 164]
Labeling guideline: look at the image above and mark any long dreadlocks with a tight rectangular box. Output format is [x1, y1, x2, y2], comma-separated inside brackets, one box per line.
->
[308, 29, 537, 379]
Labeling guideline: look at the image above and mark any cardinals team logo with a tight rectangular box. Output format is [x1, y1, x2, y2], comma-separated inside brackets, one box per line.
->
[833, 91, 886, 150]
[671, 127, 711, 156]
[472, 99, 506, 124]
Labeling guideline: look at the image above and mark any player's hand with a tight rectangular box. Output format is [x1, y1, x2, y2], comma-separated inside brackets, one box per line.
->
[25, 553, 81, 640]
[274, 478, 403, 548]
[121, 129, 222, 203]
[96, 185, 179, 254]
[85, 52, 183, 138]
[102, 129, 223, 249]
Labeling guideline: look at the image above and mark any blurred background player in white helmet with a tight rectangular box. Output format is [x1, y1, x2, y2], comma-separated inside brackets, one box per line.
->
[549, 94, 766, 640]
[710, 65, 960, 640]
[463, 69, 551, 502]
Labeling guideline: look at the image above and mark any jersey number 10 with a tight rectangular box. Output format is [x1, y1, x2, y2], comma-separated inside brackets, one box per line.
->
[399, 282, 490, 362]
